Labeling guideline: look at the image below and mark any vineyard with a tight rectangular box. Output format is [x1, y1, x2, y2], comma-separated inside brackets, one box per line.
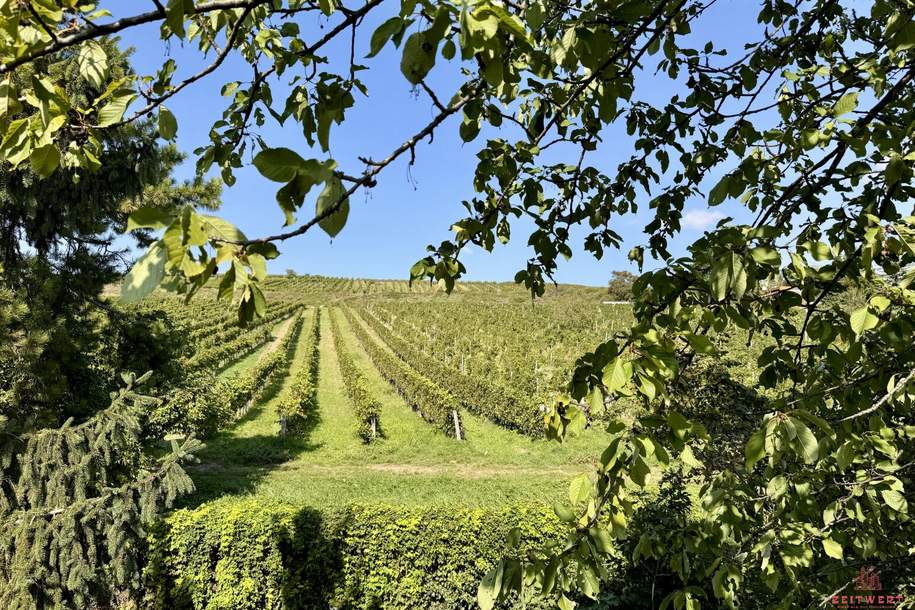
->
[110, 275, 654, 607]
[6, 1, 913, 606]
[133, 275, 627, 508]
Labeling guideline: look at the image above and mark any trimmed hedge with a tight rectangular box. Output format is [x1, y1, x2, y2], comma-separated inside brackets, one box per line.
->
[143, 500, 566, 610]
[343, 307, 462, 438]
[330, 309, 382, 442]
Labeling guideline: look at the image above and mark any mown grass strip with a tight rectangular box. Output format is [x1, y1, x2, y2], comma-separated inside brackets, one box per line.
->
[330, 308, 382, 442]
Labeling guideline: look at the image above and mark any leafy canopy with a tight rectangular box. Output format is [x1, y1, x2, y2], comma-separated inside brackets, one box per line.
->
[3, 0, 915, 608]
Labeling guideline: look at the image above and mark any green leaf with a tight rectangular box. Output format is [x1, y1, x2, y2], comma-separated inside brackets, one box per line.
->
[680, 445, 702, 469]
[0, 81, 22, 117]
[602, 356, 632, 393]
[158, 106, 178, 140]
[667, 411, 690, 439]
[127, 207, 174, 231]
[766, 475, 788, 498]
[821, 538, 843, 559]
[400, 31, 437, 85]
[121, 241, 166, 302]
[368, 17, 403, 57]
[849, 306, 878, 338]
[315, 176, 350, 238]
[709, 175, 730, 205]
[96, 89, 136, 127]
[553, 501, 576, 522]
[749, 246, 780, 265]
[166, 0, 194, 38]
[791, 417, 818, 464]
[253, 147, 308, 183]
[629, 454, 650, 487]
[684, 332, 714, 354]
[557, 595, 577, 610]
[832, 92, 858, 117]
[201, 215, 246, 242]
[29, 144, 60, 178]
[248, 253, 267, 281]
[886, 154, 907, 187]
[568, 473, 591, 504]
[76, 41, 108, 89]
[745, 428, 765, 471]
[161, 221, 186, 268]
[881, 489, 908, 514]
[477, 562, 504, 610]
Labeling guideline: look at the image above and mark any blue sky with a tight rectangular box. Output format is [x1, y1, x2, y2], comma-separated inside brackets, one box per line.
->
[124, 1, 762, 285]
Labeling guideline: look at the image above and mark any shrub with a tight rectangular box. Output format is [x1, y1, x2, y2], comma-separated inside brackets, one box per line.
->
[143, 500, 566, 610]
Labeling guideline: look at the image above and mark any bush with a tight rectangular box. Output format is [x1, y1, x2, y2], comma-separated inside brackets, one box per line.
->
[143, 500, 566, 610]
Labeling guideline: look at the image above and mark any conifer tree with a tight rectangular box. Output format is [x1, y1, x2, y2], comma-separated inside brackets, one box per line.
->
[0, 372, 200, 609]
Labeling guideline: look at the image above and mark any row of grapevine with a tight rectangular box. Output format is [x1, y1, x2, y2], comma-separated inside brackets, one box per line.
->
[149, 310, 304, 438]
[276, 309, 321, 435]
[228, 311, 305, 420]
[185, 301, 298, 356]
[182, 303, 301, 372]
[330, 309, 382, 442]
[342, 307, 463, 439]
[363, 299, 631, 414]
[354, 307, 541, 436]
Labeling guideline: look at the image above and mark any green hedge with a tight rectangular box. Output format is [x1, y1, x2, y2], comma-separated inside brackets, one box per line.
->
[143, 500, 566, 610]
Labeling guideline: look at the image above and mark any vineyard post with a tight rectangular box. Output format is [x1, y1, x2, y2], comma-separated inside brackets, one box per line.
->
[452, 409, 463, 441]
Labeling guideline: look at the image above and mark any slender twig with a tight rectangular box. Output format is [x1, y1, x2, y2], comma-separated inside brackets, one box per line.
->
[98, 6, 254, 128]
[419, 80, 446, 112]
[0, 0, 273, 75]
[25, 3, 60, 43]
[835, 366, 915, 424]
[229, 83, 483, 247]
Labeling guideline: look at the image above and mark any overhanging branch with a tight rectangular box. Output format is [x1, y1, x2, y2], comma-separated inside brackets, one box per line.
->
[232, 82, 483, 247]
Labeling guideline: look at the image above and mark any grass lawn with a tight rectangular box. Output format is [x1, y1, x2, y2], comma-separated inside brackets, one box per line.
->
[185, 306, 613, 510]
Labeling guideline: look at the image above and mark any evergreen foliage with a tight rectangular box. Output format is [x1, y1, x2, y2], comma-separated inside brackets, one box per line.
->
[0, 372, 200, 609]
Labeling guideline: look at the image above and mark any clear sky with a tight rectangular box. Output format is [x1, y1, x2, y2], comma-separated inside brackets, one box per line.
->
[123, 0, 762, 286]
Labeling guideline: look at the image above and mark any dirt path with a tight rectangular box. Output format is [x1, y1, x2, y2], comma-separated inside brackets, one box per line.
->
[219, 312, 299, 378]
[256, 313, 298, 362]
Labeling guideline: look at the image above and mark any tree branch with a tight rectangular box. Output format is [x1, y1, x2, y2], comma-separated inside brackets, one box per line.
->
[232, 83, 483, 247]
[99, 6, 255, 129]
[0, 0, 273, 75]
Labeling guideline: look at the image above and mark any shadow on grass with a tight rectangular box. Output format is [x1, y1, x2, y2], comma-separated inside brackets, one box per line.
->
[183, 329, 325, 507]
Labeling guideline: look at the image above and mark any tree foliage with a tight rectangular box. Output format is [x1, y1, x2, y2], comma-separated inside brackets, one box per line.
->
[3, 0, 915, 608]
[0, 373, 200, 609]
